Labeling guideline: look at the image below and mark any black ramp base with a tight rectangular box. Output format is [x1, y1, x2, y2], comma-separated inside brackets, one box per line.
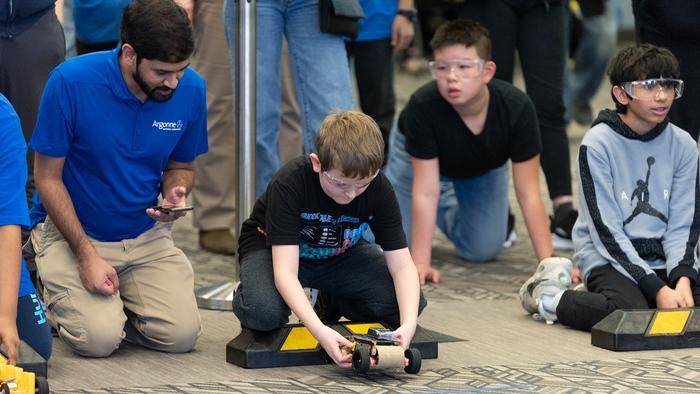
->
[226, 322, 444, 369]
[591, 308, 700, 351]
[0, 340, 48, 378]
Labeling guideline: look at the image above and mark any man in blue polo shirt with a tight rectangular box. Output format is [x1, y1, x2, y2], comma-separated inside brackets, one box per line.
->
[29, 0, 207, 357]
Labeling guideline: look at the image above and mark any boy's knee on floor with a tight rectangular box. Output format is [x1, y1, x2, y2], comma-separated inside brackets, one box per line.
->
[233, 296, 289, 332]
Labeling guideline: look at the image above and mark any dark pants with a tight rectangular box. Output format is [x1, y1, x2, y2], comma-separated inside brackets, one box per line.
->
[233, 241, 427, 331]
[0, 11, 65, 205]
[557, 265, 700, 331]
[457, 0, 572, 199]
[346, 39, 396, 164]
[17, 293, 53, 360]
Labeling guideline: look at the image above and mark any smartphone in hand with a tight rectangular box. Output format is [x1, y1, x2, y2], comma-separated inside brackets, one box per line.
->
[150, 206, 194, 213]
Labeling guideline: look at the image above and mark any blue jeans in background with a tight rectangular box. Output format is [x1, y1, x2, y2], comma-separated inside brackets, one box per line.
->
[233, 241, 427, 331]
[384, 129, 509, 262]
[566, 0, 625, 113]
[224, 0, 354, 197]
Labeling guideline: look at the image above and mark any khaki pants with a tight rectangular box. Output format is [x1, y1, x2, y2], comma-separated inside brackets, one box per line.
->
[33, 219, 201, 357]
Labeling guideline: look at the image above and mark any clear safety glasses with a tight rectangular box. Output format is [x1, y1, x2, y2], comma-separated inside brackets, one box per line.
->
[428, 59, 485, 79]
[620, 78, 684, 101]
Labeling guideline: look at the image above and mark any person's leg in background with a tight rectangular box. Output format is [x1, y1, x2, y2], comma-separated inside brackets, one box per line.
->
[568, 0, 623, 125]
[515, 1, 576, 249]
[192, 0, 237, 255]
[285, 0, 355, 160]
[346, 38, 396, 165]
[279, 38, 304, 163]
[251, 0, 285, 197]
[0, 9, 65, 206]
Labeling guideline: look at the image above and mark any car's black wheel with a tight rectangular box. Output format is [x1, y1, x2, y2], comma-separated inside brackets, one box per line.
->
[404, 348, 421, 374]
[352, 346, 371, 373]
[1, 382, 10, 394]
[35, 376, 49, 394]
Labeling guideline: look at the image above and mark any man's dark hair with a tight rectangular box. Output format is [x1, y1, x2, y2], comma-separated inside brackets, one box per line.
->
[120, 0, 194, 62]
[608, 44, 680, 113]
[429, 19, 491, 61]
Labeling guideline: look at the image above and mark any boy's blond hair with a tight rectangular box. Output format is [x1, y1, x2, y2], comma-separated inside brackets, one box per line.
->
[315, 111, 384, 178]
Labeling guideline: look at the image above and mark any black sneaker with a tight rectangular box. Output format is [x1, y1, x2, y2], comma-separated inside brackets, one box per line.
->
[504, 212, 517, 248]
[313, 291, 343, 324]
[550, 203, 577, 250]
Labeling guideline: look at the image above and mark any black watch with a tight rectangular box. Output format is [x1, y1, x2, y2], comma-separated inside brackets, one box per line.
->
[397, 8, 417, 24]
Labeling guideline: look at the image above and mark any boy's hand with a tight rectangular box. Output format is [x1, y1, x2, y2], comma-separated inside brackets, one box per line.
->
[674, 277, 695, 307]
[392, 324, 416, 350]
[416, 262, 441, 285]
[0, 318, 19, 365]
[571, 267, 582, 284]
[316, 325, 353, 368]
[656, 285, 685, 309]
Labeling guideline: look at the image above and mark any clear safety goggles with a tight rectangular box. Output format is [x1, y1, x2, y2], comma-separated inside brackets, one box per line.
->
[428, 59, 485, 79]
[620, 78, 684, 101]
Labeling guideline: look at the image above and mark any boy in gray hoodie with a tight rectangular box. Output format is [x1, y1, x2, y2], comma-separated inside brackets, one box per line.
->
[519, 44, 700, 329]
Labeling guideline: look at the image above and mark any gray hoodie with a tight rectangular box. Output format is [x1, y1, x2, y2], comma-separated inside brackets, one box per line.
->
[573, 109, 700, 302]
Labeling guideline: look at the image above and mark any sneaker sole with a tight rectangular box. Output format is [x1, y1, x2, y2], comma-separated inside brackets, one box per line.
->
[551, 233, 574, 251]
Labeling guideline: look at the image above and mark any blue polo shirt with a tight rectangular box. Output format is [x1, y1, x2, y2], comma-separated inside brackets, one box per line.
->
[0, 93, 34, 297]
[29, 49, 208, 242]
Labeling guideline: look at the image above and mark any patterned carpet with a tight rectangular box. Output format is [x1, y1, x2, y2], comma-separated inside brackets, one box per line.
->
[54, 355, 700, 393]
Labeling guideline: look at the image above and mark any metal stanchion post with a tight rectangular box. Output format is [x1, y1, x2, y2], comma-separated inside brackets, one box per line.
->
[195, 0, 255, 310]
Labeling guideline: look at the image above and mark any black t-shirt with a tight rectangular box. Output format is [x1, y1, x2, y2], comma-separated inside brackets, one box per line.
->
[399, 78, 541, 179]
[238, 156, 407, 261]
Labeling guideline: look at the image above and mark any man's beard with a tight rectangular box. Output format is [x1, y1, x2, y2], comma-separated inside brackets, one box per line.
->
[133, 67, 175, 103]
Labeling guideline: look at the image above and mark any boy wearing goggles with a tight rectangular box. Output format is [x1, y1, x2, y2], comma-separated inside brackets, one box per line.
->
[520, 44, 700, 329]
[384, 19, 556, 285]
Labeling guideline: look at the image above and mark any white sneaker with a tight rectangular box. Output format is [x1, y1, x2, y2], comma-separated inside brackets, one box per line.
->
[519, 257, 573, 324]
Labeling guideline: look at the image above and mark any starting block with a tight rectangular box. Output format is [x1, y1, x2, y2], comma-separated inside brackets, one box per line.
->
[591, 308, 700, 351]
[226, 322, 439, 369]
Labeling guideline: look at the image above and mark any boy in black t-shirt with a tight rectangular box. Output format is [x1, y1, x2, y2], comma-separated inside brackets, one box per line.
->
[234, 111, 426, 368]
[385, 19, 555, 285]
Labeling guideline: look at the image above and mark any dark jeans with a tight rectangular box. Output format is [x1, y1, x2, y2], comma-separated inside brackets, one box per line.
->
[457, 0, 572, 199]
[0, 10, 65, 205]
[557, 265, 700, 331]
[17, 293, 53, 360]
[233, 241, 427, 331]
[346, 39, 396, 163]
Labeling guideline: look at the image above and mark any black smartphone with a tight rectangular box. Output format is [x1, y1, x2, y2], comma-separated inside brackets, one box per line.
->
[150, 205, 194, 213]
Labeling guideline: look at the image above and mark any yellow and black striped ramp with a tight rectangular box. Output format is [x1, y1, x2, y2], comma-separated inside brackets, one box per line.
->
[591, 308, 700, 351]
[226, 323, 440, 369]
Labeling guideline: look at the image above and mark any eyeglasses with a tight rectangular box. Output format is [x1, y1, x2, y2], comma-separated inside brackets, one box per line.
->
[428, 59, 485, 79]
[322, 170, 378, 191]
[620, 78, 684, 101]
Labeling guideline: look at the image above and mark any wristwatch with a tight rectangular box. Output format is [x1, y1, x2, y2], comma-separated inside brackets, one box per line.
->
[397, 8, 418, 24]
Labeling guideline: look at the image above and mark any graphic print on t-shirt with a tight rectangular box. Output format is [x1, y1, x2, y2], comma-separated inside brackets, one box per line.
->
[299, 212, 371, 259]
[623, 156, 668, 225]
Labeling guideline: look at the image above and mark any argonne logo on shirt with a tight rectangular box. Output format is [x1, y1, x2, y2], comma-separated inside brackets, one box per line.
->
[152, 119, 183, 132]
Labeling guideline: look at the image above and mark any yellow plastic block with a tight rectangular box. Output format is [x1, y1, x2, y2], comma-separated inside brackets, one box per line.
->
[344, 323, 385, 335]
[648, 310, 691, 335]
[280, 327, 319, 351]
